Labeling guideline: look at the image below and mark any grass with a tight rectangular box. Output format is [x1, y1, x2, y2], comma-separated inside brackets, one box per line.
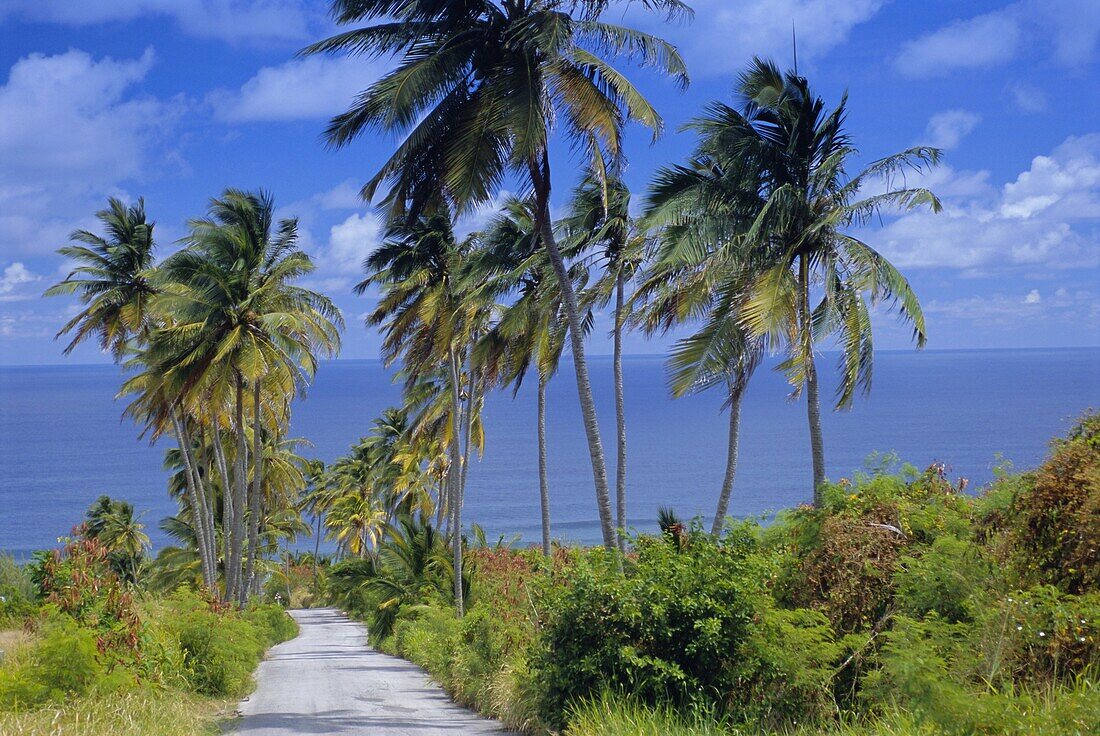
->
[565, 693, 737, 736]
[0, 689, 232, 736]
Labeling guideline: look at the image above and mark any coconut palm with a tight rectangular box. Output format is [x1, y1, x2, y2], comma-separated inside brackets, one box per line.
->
[560, 172, 649, 551]
[151, 189, 342, 602]
[303, 0, 691, 551]
[646, 58, 940, 505]
[84, 495, 150, 583]
[45, 197, 157, 359]
[473, 196, 574, 555]
[356, 210, 479, 614]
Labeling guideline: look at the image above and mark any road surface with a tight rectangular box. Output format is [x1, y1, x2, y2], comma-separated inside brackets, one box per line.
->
[234, 607, 518, 735]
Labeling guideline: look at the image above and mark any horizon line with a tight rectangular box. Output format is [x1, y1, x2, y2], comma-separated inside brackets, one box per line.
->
[2, 345, 1099, 370]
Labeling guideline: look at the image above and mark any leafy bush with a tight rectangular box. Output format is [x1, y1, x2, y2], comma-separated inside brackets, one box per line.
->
[0, 555, 35, 627]
[894, 536, 990, 623]
[159, 591, 265, 696]
[0, 614, 116, 708]
[985, 412, 1100, 594]
[531, 531, 838, 729]
[243, 602, 299, 647]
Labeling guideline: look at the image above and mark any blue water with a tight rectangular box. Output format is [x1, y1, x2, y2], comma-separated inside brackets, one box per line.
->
[2, 349, 1098, 558]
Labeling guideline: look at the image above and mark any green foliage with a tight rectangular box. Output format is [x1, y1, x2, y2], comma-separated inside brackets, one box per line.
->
[0, 614, 115, 709]
[531, 534, 838, 729]
[981, 411, 1100, 594]
[243, 602, 299, 647]
[0, 555, 35, 627]
[159, 591, 265, 697]
[894, 536, 991, 623]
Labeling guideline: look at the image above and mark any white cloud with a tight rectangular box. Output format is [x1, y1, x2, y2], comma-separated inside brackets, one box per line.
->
[325, 213, 385, 274]
[921, 110, 981, 150]
[0, 0, 317, 43]
[924, 288, 1098, 328]
[0, 49, 180, 256]
[896, 12, 1019, 77]
[869, 134, 1100, 271]
[0, 262, 39, 300]
[1000, 135, 1100, 220]
[1024, 289, 1042, 304]
[211, 56, 385, 122]
[0, 48, 165, 187]
[631, 0, 883, 76]
[896, 0, 1100, 77]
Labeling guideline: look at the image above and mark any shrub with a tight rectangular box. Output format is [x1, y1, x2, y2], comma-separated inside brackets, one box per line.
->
[894, 536, 991, 623]
[243, 603, 298, 647]
[0, 555, 35, 627]
[990, 412, 1100, 594]
[531, 532, 837, 729]
[0, 614, 108, 708]
[160, 591, 263, 696]
[776, 465, 972, 634]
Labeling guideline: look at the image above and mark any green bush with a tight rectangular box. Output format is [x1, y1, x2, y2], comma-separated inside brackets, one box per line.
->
[243, 603, 298, 647]
[531, 532, 837, 729]
[160, 591, 264, 697]
[0, 615, 109, 708]
[894, 536, 990, 623]
[0, 555, 36, 628]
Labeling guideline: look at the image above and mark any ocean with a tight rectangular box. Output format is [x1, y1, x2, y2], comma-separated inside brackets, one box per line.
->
[2, 348, 1098, 558]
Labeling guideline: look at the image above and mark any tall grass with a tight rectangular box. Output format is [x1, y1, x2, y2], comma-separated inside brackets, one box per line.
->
[0, 690, 229, 736]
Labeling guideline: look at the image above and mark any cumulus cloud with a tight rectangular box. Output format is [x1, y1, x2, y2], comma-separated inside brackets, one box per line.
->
[211, 56, 385, 122]
[869, 134, 1100, 271]
[0, 0, 317, 43]
[0, 48, 180, 256]
[630, 0, 883, 76]
[0, 48, 165, 187]
[896, 0, 1100, 77]
[921, 110, 981, 150]
[0, 262, 39, 300]
[1024, 289, 1042, 304]
[324, 213, 385, 274]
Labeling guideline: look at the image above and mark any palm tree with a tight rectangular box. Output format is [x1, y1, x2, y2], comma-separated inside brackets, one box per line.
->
[474, 196, 573, 556]
[633, 252, 764, 535]
[84, 495, 150, 583]
[357, 210, 478, 614]
[44, 197, 157, 359]
[646, 58, 940, 505]
[303, 0, 691, 551]
[561, 172, 649, 551]
[152, 189, 342, 602]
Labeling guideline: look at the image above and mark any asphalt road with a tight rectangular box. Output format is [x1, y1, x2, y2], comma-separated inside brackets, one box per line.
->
[234, 608, 518, 735]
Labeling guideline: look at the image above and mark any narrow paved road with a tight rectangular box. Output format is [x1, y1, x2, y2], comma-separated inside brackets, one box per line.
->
[234, 608, 518, 735]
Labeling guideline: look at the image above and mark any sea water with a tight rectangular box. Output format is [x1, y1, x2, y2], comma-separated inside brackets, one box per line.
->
[2, 348, 1098, 557]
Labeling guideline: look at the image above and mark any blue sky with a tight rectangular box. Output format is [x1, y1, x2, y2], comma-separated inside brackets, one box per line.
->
[0, 0, 1098, 366]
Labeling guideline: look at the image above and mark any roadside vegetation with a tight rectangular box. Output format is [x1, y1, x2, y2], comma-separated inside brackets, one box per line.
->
[0, 518, 297, 734]
[321, 413, 1100, 734]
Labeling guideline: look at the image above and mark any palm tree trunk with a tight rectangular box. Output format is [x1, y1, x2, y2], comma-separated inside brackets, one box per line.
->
[313, 512, 322, 584]
[529, 152, 616, 552]
[212, 421, 233, 596]
[228, 375, 248, 605]
[244, 380, 263, 601]
[613, 269, 628, 552]
[799, 254, 827, 504]
[711, 382, 744, 535]
[537, 373, 551, 556]
[447, 347, 465, 617]
[460, 362, 477, 502]
[171, 410, 215, 589]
